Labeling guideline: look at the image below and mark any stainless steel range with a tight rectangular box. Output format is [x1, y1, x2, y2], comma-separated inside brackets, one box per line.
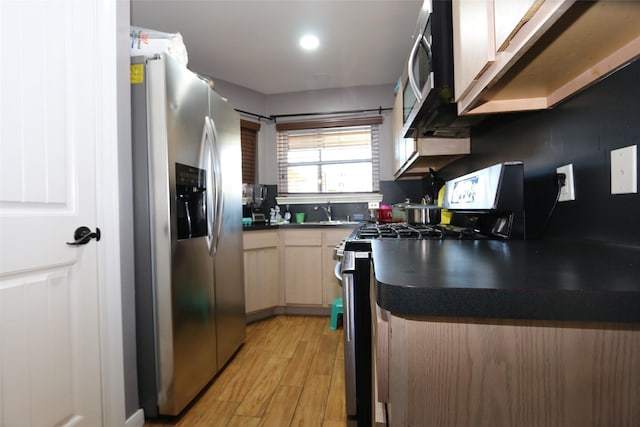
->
[337, 162, 525, 426]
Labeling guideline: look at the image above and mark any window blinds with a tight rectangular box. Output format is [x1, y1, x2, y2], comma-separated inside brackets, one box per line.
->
[277, 124, 380, 194]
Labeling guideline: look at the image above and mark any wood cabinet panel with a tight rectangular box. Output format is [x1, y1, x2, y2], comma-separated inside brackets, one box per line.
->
[243, 247, 279, 313]
[283, 229, 322, 246]
[243, 230, 278, 250]
[387, 314, 640, 426]
[391, 88, 415, 175]
[284, 246, 323, 305]
[243, 230, 280, 314]
[494, 0, 543, 51]
[452, 0, 496, 101]
[454, 1, 640, 116]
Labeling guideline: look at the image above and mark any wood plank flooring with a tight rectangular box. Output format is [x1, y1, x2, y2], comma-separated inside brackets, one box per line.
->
[144, 315, 346, 427]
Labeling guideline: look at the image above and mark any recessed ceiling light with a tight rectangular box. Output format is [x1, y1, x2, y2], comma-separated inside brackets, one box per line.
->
[299, 34, 319, 50]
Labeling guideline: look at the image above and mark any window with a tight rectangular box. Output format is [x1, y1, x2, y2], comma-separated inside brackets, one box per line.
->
[240, 119, 260, 184]
[276, 117, 381, 194]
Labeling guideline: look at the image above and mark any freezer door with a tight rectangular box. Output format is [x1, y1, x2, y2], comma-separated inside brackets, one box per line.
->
[157, 54, 219, 415]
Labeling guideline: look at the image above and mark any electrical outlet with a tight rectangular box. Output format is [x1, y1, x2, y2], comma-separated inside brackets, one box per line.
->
[556, 164, 575, 202]
[611, 145, 637, 194]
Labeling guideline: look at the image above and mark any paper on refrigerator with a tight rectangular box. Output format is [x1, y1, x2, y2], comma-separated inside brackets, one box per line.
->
[130, 26, 188, 66]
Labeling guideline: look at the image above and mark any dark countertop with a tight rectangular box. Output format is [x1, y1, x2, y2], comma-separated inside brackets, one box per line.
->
[243, 222, 361, 231]
[371, 239, 640, 323]
[243, 223, 279, 231]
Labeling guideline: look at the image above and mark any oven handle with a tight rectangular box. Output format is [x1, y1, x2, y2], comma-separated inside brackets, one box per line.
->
[342, 272, 354, 343]
[334, 261, 343, 282]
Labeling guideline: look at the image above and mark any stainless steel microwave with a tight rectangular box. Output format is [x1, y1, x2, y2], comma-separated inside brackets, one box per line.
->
[401, 0, 478, 138]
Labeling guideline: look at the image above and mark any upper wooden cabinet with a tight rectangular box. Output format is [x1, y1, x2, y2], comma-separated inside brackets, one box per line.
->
[452, 0, 497, 102]
[391, 89, 416, 176]
[453, 0, 640, 115]
[394, 136, 470, 180]
[494, 0, 544, 52]
[392, 66, 471, 180]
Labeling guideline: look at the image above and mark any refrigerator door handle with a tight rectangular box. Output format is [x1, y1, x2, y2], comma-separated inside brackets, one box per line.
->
[213, 141, 224, 255]
[203, 117, 224, 255]
[201, 118, 217, 253]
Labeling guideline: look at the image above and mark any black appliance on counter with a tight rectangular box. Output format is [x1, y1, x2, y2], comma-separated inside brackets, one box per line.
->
[336, 162, 524, 425]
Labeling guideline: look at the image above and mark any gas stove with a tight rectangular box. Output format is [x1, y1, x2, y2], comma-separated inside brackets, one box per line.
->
[334, 162, 526, 260]
[355, 222, 492, 240]
[333, 222, 492, 260]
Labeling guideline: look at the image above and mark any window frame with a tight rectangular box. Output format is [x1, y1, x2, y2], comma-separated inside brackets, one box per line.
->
[276, 116, 382, 199]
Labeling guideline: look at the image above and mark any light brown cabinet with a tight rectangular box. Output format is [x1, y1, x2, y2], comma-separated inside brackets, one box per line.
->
[283, 229, 323, 305]
[243, 226, 356, 313]
[391, 88, 415, 176]
[393, 137, 471, 180]
[391, 83, 471, 180]
[375, 309, 640, 426]
[453, 0, 640, 115]
[242, 230, 280, 314]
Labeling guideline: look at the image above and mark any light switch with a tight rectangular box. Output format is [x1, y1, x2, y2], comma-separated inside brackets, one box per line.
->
[611, 145, 637, 194]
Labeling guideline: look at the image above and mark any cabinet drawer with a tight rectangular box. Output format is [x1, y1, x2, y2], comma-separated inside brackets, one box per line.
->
[283, 229, 322, 246]
[243, 230, 278, 250]
[324, 228, 356, 247]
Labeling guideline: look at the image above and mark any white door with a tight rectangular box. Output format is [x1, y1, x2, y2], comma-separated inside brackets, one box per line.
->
[1, 1, 116, 426]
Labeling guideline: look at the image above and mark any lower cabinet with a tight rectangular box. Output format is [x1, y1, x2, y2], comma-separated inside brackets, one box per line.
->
[243, 226, 356, 313]
[283, 229, 323, 305]
[242, 230, 280, 313]
[377, 310, 640, 426]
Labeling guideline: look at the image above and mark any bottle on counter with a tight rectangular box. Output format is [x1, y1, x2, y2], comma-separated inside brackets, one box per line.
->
[284, 205, 291, 223]
[274, 205, 281, 223]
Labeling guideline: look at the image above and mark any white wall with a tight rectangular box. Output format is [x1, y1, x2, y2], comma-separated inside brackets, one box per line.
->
[212, 80, 396, 183]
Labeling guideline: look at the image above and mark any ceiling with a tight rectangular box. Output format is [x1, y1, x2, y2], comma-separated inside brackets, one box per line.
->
[131, 0, 423, 95]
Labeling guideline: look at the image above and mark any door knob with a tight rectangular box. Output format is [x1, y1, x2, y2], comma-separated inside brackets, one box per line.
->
[67, 226, 101, 246]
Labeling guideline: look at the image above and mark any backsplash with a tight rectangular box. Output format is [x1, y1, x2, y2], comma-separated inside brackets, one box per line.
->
[440, 58, 640, 244]
[250, 180, 428, 223]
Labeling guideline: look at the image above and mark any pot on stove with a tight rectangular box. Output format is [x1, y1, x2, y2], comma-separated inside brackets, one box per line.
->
[406, 202, 441, 225]
[391, 199, 411, 222]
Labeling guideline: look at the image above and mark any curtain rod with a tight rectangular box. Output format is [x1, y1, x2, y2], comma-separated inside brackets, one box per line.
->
[235, 106, 393, 123]
[271, 106, 392, 121]
[235, 109, 275, 122]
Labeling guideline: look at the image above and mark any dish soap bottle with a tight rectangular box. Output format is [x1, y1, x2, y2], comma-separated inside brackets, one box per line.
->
[284, 205, 291, 224]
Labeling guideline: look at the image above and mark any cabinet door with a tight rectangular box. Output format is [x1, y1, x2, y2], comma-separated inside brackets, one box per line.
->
[284, 246, 323, 305]
[494, 0, 543, 51]
[243, 247, 280, 313]
[391, 89, 415, 175]
[452, 0, 496, 101]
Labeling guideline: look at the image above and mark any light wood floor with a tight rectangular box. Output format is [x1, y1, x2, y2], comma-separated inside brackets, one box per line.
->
[144, 315, 346, 427]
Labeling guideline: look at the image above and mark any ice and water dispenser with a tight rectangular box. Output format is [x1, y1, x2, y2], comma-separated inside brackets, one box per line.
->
[175, 163, 208, 239]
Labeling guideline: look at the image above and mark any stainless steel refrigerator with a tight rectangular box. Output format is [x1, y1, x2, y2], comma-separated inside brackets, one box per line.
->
[131, 53, 246, 417]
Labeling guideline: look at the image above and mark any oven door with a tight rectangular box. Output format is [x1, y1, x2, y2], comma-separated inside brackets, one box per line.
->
[341, 250, 373, 426]
[341, 251, 357, 421]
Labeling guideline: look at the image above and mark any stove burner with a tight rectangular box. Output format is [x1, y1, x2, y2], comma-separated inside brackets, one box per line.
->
[355, 223, 490, 240]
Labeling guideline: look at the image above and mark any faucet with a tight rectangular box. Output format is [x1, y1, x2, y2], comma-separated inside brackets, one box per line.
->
[314, 203, 332, 221]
